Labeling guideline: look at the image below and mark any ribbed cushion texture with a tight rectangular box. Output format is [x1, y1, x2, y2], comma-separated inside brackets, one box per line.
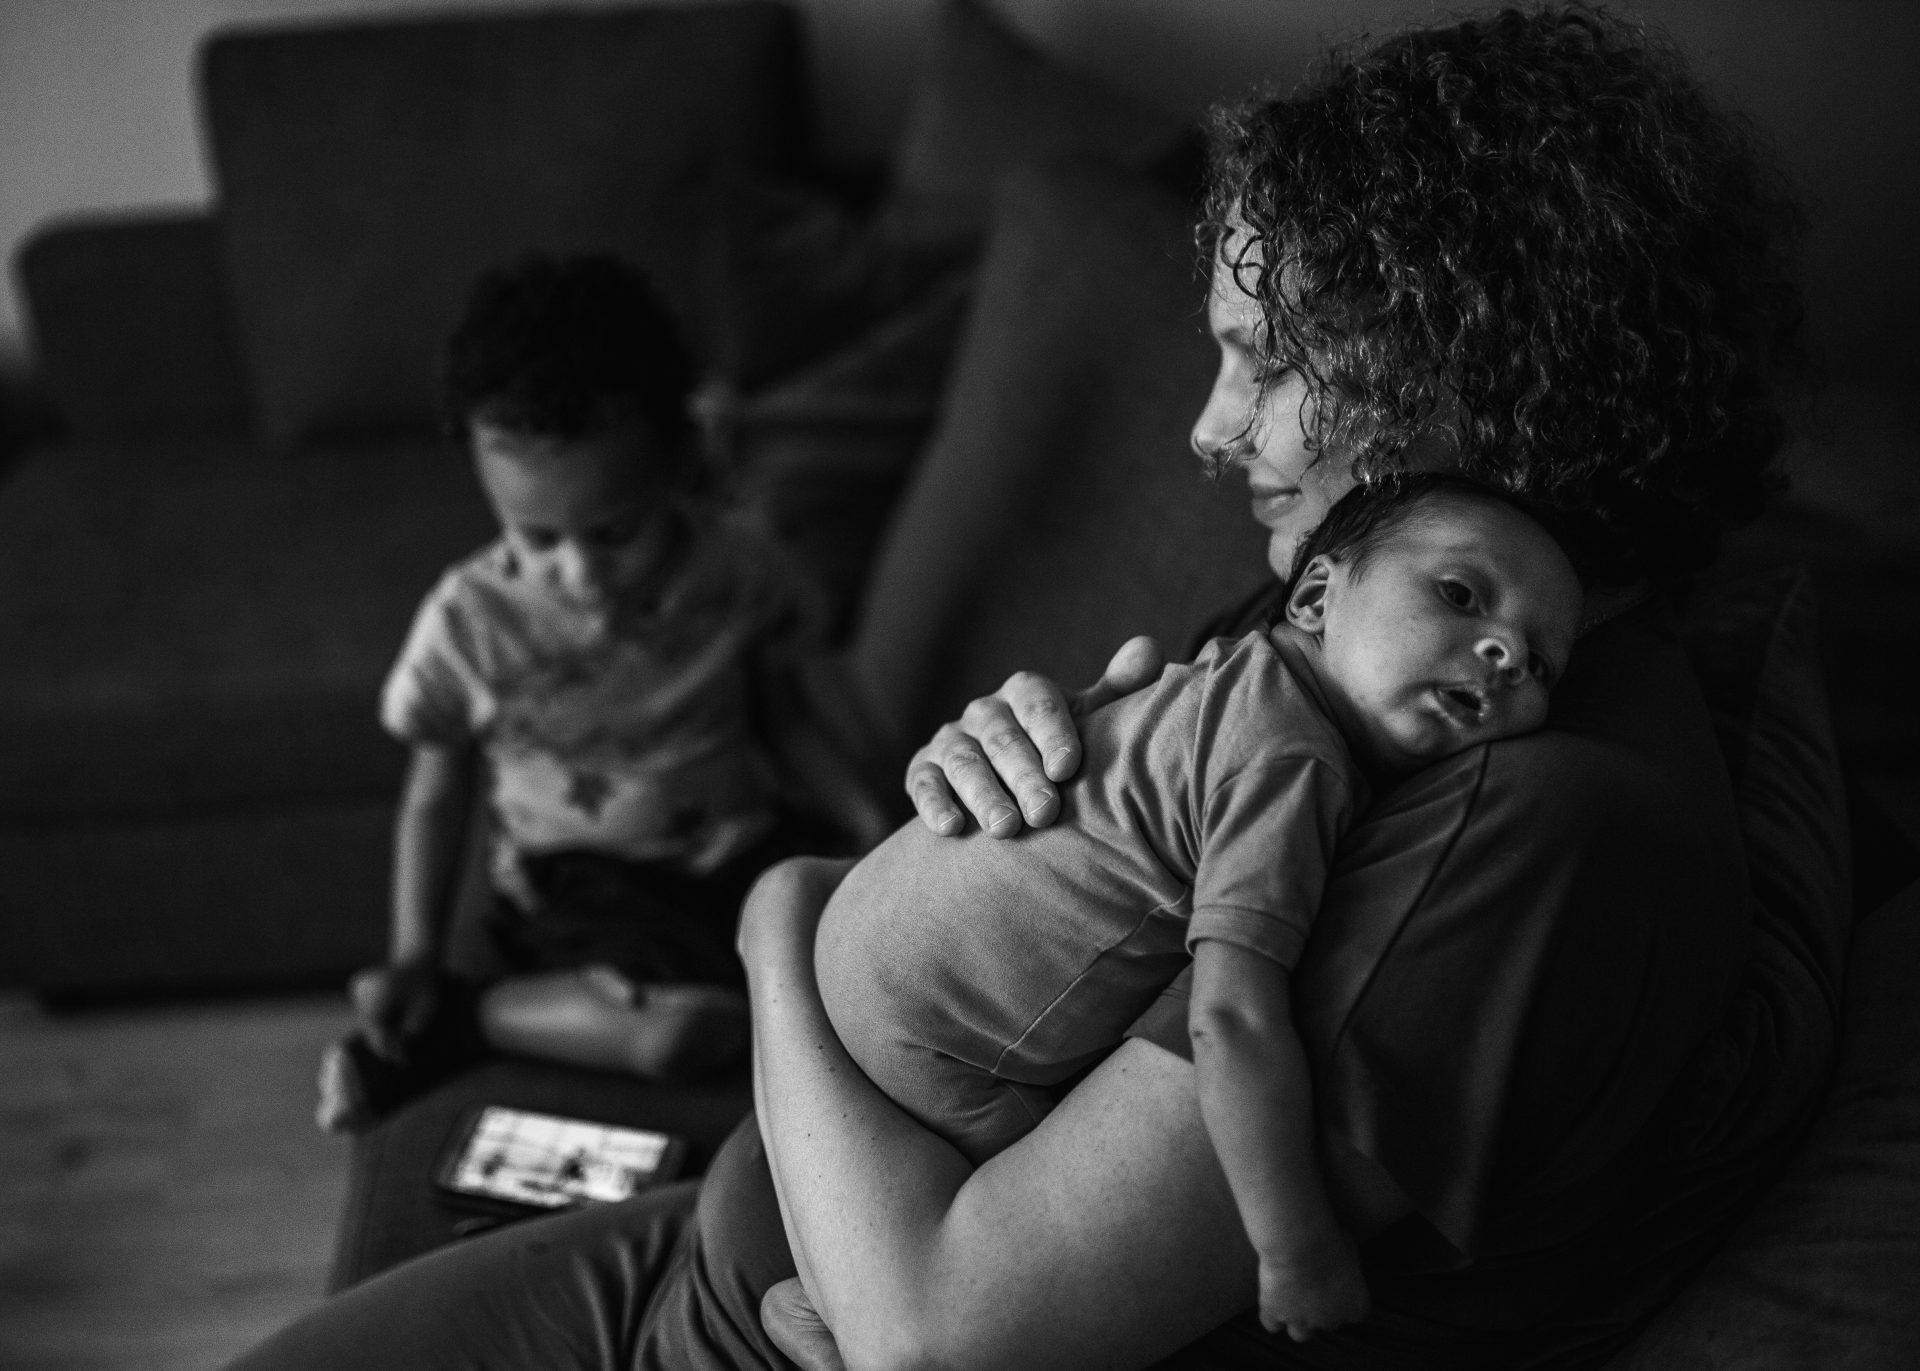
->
[200, 3, 808, 443]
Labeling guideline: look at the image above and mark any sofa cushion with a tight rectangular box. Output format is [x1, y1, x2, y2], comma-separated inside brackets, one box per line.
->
[696, 173, 969, 393]
[15, 213, 251, 442]
[731, 270, 977, 642]
[200, 3, 807, 443]
[0, 438, 493, 821]
[886, 0, 1187, 250]
[848, 155, 1272, 757]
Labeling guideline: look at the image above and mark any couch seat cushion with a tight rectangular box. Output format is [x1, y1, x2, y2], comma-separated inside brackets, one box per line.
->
[0, 439, 493, 821]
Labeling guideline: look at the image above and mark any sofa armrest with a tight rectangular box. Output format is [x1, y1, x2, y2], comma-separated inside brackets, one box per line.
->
[15, 211, 251, 442]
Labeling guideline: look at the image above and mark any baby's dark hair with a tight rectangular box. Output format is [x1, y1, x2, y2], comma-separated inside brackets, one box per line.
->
[1283, 473, 1581, 602]
[1203, 4, 1807, 584]
[443, 253, 697, 451]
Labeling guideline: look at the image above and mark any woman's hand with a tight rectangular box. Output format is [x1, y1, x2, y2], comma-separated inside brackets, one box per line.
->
[903, 636, 1167, 839]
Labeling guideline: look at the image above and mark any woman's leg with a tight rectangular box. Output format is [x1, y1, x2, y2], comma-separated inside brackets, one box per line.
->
[631, 1116, 799, 1370]
[223, 1179, 699, 1371]
[479, 968, 749, 1081]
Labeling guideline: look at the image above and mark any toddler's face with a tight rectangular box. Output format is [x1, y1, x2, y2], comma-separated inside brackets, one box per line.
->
[471, 418, 676, 614]
[1289, 493, 1582, 772]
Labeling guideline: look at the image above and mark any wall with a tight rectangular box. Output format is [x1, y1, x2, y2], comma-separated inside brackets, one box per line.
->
[3, 0, 1917, 379]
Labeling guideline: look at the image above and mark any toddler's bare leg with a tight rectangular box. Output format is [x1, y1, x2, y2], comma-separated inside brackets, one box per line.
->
[761, 1277, 846, 1371]
[479, 968, 749, 1081]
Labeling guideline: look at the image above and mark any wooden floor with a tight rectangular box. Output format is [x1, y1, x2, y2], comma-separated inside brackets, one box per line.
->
[0, 992, 352, 1371]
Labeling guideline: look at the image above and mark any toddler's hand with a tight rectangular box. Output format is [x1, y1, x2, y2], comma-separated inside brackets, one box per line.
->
[349, 959, 442, 1062]
[1257, 1233, 1371, 1343]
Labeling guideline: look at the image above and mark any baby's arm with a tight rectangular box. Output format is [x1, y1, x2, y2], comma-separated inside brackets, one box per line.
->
[352, 741, 479, 1058]
[1189, 938, 1370, 1342]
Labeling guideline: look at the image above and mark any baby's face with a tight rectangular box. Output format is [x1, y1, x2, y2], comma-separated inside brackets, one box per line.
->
[1293, 494, 1582, 772]
[472, 418, 676, 614]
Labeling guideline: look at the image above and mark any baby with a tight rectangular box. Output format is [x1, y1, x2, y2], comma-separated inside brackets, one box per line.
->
[795, 474, 1583, 1342]
[316, 254, 887, 1131]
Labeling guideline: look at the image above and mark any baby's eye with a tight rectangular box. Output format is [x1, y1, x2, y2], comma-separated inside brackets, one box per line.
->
[1528, 652, 1556, 686]
[1438, 579, 1476, 610]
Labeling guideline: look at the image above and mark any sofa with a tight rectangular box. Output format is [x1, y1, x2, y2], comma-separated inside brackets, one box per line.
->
[8, 1, 1919, 1364]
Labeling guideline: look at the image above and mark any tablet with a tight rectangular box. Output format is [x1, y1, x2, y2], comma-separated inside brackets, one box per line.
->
[435, 1104, 688, 1215]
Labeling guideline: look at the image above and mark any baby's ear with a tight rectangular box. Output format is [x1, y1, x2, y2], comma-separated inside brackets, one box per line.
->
[1284, 557, 1334, 636]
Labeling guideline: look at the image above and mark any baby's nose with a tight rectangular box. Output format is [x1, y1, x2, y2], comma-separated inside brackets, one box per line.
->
[1477, 633, 1524, 682]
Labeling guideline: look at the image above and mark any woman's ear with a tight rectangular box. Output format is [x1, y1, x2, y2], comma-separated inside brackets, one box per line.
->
[1285, 557, 1334, 636]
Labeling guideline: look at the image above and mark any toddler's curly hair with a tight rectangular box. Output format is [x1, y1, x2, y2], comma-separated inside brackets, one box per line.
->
[444, 253, 697, 452]
[1202, 4, 1807, 582]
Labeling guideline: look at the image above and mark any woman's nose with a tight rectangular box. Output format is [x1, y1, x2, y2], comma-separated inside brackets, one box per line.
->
[1190, 370, 1246, 469]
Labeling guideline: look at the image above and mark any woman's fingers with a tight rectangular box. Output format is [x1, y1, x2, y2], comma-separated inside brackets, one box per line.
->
[904, 646, 1166, 840]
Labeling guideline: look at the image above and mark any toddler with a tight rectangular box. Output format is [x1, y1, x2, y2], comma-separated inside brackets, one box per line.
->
[317, 254, 888, 1132]
[788, 474, 1583, 1343]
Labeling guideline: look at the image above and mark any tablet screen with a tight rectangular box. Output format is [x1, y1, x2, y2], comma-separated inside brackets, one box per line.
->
[441, 1106, 678, 1209]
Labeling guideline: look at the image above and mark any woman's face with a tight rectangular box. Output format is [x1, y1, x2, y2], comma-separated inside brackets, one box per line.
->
[1190, 241, 1356, 578]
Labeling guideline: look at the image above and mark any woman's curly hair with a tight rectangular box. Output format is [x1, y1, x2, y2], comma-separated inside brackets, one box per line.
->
[1201, 4, 1808, 582]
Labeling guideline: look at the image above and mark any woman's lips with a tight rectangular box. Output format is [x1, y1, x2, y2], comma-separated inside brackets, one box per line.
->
[1249, 486, 1301, 523]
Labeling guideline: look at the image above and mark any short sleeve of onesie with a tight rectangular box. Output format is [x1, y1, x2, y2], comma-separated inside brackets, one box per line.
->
[1187, 755, 1356, 971]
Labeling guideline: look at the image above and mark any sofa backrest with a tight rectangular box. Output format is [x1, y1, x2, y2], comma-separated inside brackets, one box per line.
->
[848, 156, 1272, 759]
[199, 2, 808, 446]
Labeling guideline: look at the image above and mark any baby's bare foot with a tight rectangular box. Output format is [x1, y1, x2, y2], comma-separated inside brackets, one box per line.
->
[760, 1278, 845, 1371]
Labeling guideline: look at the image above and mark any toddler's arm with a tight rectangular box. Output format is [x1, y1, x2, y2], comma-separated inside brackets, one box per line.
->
[1190, 939, 1370, 1342]
[353, 742, 479, 1058]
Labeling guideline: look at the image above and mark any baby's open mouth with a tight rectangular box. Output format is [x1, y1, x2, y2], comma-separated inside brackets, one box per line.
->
[1438, 685, 1488, 723]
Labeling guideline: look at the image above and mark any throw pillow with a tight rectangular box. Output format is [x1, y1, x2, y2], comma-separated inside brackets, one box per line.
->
[727, 271, 977, 643]
[887, 0, 1189, 251]
[848, 154, 1271, 758]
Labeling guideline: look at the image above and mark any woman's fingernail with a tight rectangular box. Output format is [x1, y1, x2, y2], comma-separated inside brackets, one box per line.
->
[985, 805, 1018, 834]
[1045, 747, 1074, 775]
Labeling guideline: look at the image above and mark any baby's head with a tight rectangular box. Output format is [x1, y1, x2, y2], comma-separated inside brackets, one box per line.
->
[1281, 476, 1583, 773]
[444, 254, 698, 612]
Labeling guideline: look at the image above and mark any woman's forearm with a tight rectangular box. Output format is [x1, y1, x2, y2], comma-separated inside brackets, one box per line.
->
[746, 863, 973, 1364]
[741, 861, 1258, 1371]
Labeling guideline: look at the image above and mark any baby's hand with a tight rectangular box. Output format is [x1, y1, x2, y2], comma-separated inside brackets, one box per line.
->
[1257, 1232, 1371, 1343]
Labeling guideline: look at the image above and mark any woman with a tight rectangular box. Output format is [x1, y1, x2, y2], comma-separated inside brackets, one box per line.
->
[229, 7, 1810, 1368]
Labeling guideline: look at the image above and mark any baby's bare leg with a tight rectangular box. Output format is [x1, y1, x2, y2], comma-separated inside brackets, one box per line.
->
[479, 968, 749, 1080]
